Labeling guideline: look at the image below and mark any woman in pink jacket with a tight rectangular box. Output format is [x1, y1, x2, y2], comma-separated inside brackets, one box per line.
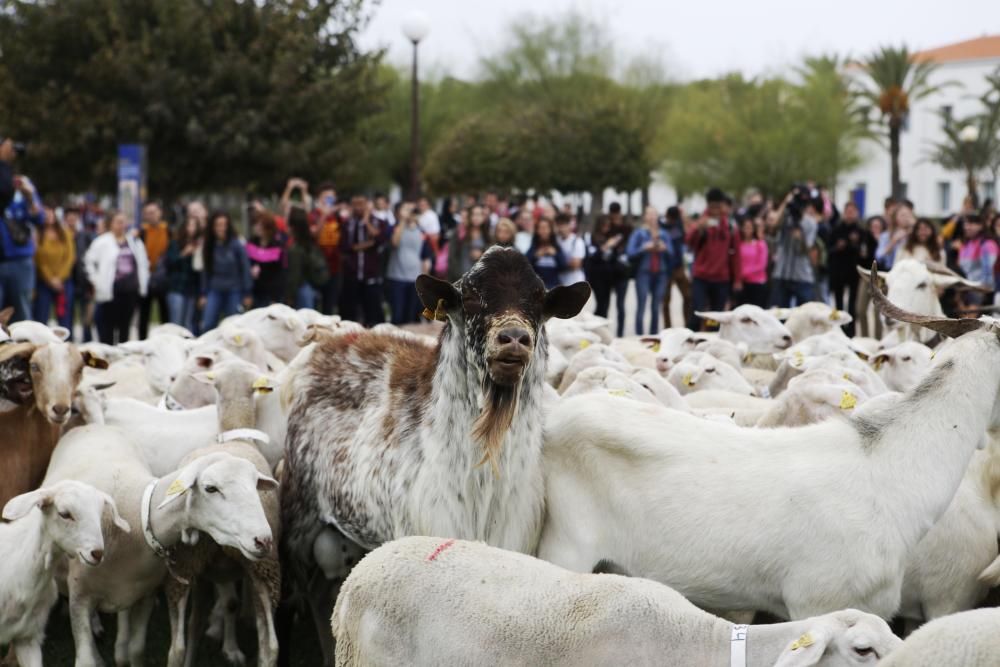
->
[735, 212, 769, 307]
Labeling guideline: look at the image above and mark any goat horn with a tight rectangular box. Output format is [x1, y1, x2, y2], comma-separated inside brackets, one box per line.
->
[869, 262, 987, 338]
[923, 260, 960, 277]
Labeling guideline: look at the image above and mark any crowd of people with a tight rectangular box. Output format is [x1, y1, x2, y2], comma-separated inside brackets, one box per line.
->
[3, 136, 999, 342]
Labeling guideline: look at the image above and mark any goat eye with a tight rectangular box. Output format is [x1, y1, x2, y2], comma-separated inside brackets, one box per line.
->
[30, 363, 40, 372]
[58, 510, 74, 521]
[204, 485, 220, 494]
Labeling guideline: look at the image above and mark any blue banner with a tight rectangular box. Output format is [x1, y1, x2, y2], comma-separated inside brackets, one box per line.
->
[117, 144, 146, 228]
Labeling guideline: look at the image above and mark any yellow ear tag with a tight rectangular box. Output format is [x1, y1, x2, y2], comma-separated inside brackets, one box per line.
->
[607, 389, 629, 397]
[793, 350, 804, 368]
[166, 479, 186, 496]
[930, 350, 936, 360]
[252, 376, 273, 394]
[829, 309, 841, 321]
[790, 633, 815, 651]
[873, 358, 884, 371]
[842, 372, 851, 381]
[840, 391, 857, 410]
[682, 373, 695, 387]
[233, 334, 243, 346]
[651, 342, 661, 353]
[422, 298, 449, 322]
[706, 319, 720, 328]
[206, 371, 215, 380]
[579, 339, 591, 350]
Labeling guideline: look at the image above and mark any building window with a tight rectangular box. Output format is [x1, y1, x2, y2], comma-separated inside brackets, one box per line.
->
[984, 181, 996, 203]
[941, 105, 952, 125]
[899, 182, 908, 200]
[938, 182, 951, 213]
[901, 113, 910, 132]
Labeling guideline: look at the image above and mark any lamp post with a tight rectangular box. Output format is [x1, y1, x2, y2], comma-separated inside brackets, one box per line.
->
[959, 124, 979, 205]
[402, 12, 430, 202]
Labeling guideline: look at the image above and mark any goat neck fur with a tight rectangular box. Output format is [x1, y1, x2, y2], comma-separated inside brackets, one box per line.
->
[332, 536, 900, 667]
[282, 247, 589, 562]
[540, 323, 1000, 620]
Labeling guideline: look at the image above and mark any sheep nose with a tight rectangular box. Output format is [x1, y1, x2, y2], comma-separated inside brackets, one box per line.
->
[52, 404, 70, 417]
[90, 549, 104, 563]
[781, 335, 792, 344]
[497, 328, 531, 348]
[254, 536, 273, 553]
[169, 375, 177, 384]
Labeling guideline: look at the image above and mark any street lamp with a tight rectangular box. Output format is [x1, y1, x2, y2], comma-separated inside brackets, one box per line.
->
[959, 124, 979, 204]
[403, 12, 430, 202]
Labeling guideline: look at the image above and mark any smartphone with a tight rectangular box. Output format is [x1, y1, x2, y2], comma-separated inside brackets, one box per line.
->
[706, 218, 719, 228]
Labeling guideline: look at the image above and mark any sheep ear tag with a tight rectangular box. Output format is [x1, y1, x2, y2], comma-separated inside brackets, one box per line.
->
[421, 298, 449, 322]
[829, 309, 842, 321]
[651, 342, 660, 353]
[705, 319, 720, 328]
[682, 373, 695, 387]
[839, 391, 857, 411]
[252, 376, 273, 394]
[790, 633, 815, 651]
[166, 479, 187, 496]
[579, 339, 591, 350]
[607, 389, 630, 397]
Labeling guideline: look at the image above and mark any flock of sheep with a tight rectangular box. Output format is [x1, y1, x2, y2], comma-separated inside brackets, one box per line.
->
[1, 247, 999, 666]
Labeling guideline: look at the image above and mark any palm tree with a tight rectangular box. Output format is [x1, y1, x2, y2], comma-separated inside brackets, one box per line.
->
[857, 45, 949, 199]
[926, 112, 997, 204]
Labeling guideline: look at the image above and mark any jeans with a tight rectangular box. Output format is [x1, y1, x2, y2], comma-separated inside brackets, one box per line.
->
[167, 291, 198, 333]
[96, 285, 139, 344]
[32, 278, 74, 329]
[634, 270, 668, 336]
[663, 265, 692, 329]
[202, 289, 242, 331]
[138, 287, 169, 339]
[612, 277, 629, 338]
[0, 257, 36, 323]
[689, 278, 730, 330]
[295, 284, 316, 310]
[321, 273, 342, 316]
[771, 279, 815, 308]
[829, 274, 859, 337]
[736, 282, 768, 308]
[388, 279, 419, 325]
[340, 275, 385, 327]
[589, 270, 612, 320]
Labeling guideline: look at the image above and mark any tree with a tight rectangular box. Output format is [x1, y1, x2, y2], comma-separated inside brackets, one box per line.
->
[926, 112, 998, 205]
[0, 0, 384, 198]
[857, 45, 949, 200]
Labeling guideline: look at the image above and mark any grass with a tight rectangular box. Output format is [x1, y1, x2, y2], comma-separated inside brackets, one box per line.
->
[43, 595, 325, 666]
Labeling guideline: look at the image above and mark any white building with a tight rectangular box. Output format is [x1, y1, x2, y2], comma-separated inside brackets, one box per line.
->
[838, 35, 1000, 218]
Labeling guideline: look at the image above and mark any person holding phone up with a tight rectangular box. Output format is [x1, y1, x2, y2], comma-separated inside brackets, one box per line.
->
[627, 205, 674, 336]
[684, 188, 742, 330]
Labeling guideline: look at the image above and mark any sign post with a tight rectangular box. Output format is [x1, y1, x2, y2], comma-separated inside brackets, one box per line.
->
[117, 144, 146, 229]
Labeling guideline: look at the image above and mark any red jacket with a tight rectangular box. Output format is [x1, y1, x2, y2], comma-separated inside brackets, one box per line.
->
[685, 218, 742, 283]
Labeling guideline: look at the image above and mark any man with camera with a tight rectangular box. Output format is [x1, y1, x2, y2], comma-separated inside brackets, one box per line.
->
[770, 184, 822, 308]
[0, 136, 43, 322]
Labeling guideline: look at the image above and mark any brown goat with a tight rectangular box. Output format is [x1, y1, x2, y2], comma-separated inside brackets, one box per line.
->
[0, 342, 108, 507]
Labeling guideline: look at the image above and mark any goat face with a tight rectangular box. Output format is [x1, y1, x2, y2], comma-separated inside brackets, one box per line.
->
[417, 247, 590, 388]
[29, 343, 108, 424]
[0, 343, 35, 405]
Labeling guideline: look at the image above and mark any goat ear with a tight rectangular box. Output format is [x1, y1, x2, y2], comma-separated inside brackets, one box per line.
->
[81, 351, 109, 370]
[101, 492, 131, 533]
[772, 628, 833, 667]
[51, 326, 71, 342]
[415, 275, 460, 321]
[544, 282, 591, 321]
[2, 488, 52, 521]
[256, 474, 279, 491]
[0, 306, 14, 328]
[695, 310, 734, 324]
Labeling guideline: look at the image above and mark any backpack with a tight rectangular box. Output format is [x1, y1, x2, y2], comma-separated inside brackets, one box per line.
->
[304, 246, 330, 288]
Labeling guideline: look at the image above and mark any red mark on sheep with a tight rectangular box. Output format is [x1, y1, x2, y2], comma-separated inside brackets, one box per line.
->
[427, 539, 456, 562]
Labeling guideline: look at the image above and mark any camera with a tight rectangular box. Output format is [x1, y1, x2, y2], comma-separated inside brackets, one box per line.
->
[785, 183, 822, 223]
[0, 135, 27, 158]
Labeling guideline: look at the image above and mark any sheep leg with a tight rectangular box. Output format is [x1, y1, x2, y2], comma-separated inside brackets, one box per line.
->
[11, 638, 43, 667]
[127, 596, 156, 667]
[114, 612, 130, 666]
[167, 585, 190, 667]
[91, 610, 104, 638]
[68, 589, 103, 667]
[252, 577, 279, 667]
[184, 581, 210, 667]
[205, 585, 226, 641]
[305, 571, 338, 667]
[221, 582, 246, 666]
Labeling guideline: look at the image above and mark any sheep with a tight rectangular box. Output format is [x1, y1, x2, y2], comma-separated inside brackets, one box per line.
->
[0, 342, 108, 507]
[150, 323, 195, 339]
[165, 345, 240, 409]
[556, 343, 632, 393]
[754, 371, 870, 428]
[654, 337, 747, 377]
[870, 341, 933, 392]
[537, 266, 1000, 621]
[0, 480, 130, 667]
[776, 301, 853, 342]
[695, 304, 793, 355]
[280, 247, 589, 664]
[218, 304, 306, 363]
[163, 358, 283, 667]
[332, 536, 901, 666]
[118, 331, 195, 395]
[628, 367, 689, 411]
[42, 424, 277, 667]
[548, 328, 604, 362]
[768, 350, 888, 399]
[8, 320, 71, 344]
[608, 338, 657, 369]
[666, 351, 755, 396]
[561, 366, 662, 406]
[877, 607, 1000, 666]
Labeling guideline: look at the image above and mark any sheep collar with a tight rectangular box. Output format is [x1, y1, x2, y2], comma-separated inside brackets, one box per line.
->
[217, 428, 270, 445]
[160, 392, 184, 411]
[141, 480, 172, 561]
[730, 624, 748, 667]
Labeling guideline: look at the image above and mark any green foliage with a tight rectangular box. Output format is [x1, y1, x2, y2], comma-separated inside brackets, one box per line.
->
[0, 0, 384, 198]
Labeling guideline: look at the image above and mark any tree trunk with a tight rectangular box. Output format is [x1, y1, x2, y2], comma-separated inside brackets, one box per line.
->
[966, 170, 978, 208]
[587, 189, 605, 232]
[889, 119, 902, 200]
[641, 185, 650, 210]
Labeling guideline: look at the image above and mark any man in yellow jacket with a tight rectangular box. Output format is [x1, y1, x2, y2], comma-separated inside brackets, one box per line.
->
[138, 201, 170, 339]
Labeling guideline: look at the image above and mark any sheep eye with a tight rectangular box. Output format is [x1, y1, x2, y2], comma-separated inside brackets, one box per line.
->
[204, 485, 220, 494]
[902, 356, 911, 362]
[30, 363, 40, 372]
[739, 317, 755, 325]
[705, 368, 716, 374]
[267, 314, 277, 320]
[853, 646, 875, 658]
[916, 282, 928, 289]
[58, 510, 74, 521]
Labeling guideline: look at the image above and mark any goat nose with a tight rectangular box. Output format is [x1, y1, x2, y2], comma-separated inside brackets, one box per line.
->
[497, 327, 531, 348]
[90, 549, 104, 563]
[254, 536, 273, 553]
[52, 404, 70, 417]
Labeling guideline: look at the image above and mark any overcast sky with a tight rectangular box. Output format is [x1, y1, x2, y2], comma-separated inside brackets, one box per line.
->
[359, 0, 998, 81]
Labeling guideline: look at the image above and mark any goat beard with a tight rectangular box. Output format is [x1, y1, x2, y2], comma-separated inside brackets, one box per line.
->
[472, 378, 521, 477]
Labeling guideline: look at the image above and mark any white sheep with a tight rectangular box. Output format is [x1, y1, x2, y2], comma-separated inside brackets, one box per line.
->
[877, 607, 1000, 666]
[666, 351, 755, 396]
[539, 279, 1000, 621]
[556, 343, 632, 394]
[628, 367, 689, 411]
[8, 320, 71, 344]
[1, 480, 130, 667]
[333, 536, 901, 667]
[870, 341, 933, 392]
[754, 371, 869, 428]
[166, 345, 240, 409]
[561, 366, 662, 406]
[215, 304, 305, 363]
[119, 331, 195, 394]
[776, 301, 853, 343]
[43, 424, 277, 667]
[695, 304, 793, 354]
